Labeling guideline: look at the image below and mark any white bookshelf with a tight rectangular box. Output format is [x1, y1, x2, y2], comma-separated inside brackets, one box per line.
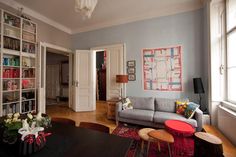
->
[0, 9, 37, 116]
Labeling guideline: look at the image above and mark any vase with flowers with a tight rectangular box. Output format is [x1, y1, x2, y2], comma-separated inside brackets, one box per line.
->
[0, 112, 51, 156]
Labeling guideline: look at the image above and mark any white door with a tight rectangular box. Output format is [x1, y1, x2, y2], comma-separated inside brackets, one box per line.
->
[72, 50, 96, 112]
[106, 45, 125, 99]
[38, 42, 46, 113]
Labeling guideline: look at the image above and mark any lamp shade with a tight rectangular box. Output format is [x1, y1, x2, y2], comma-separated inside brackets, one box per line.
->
[193, 78, 205, 94]
[116, 75, 128, 83]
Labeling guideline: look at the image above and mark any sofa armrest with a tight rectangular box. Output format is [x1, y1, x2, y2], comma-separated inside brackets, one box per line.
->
[116, 102, 122, 124]
[194, 108, 203, 131]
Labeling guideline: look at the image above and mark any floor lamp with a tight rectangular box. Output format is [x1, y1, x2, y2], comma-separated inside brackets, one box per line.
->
[193, 78, 205, 111]
[116, 75, 128, 100]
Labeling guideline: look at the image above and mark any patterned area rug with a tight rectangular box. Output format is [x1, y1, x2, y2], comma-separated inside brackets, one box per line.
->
[112, 124, 194, 157]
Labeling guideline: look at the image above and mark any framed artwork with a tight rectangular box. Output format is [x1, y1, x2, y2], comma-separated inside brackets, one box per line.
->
[61, 61, 69, 85]
[127, 60, 135, 67]
[128, 74, 136, 81]
[142, 45, 182, 91]
[127, 67, 135, 74]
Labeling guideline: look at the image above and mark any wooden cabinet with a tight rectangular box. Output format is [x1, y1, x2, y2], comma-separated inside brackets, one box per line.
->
[107, 99, 120, 120]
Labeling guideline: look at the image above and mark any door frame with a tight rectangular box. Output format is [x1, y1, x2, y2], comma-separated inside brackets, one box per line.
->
[38, 42, 73, 113]
[91, 43, 127, 100]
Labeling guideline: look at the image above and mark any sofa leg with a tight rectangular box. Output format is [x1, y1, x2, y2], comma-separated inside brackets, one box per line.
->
[116, 120, 119, 126]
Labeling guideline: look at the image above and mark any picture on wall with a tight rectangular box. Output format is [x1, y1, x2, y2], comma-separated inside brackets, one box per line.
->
[142, 46, 182, 91]
[127, 60, 135, 67]
[128, 74, 136, 81]
[127, 67, 135, 74]
[127, 60, 136, 81]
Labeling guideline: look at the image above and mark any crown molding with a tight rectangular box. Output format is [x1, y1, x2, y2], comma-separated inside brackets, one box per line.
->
[0, 0, 72, 34]
[72, 2, 204, 34]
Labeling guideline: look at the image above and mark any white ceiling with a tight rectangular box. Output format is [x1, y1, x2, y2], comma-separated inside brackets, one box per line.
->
[2, 0, 204, 34]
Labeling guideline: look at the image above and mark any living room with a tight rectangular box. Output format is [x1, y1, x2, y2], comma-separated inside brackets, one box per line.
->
[0, 0, 235, 157]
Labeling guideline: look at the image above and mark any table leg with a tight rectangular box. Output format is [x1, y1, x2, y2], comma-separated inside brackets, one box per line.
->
[157, 140, 161, 152]
[141, 140, 144, 153]
[147, 141, 150, 157]
[168, 143, 172, 157]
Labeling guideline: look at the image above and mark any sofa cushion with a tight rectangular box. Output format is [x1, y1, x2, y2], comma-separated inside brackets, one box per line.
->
[155, 98, 176, 112]
[153, 111, 197, 127]
[119, 109, 154, 122]
[129, 97, 155, 111]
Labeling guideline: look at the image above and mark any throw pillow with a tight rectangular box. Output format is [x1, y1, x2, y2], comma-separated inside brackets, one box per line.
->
[184, 102, 200, 119]
[122, 98, 133, 110]
[176, 101, 188, 115]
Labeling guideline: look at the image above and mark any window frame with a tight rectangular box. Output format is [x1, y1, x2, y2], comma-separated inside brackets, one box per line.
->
[226, 0, 236, 104]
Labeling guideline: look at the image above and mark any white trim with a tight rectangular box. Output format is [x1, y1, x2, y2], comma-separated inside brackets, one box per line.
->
[91, 43, 124, 51]
[42, 42, 73, 53]
[72, 3, 203, 34]
[0, 0, 72, 34]
[91, 43, 126, 99]
[38, 42, 72, 113]
[221, 101, 236, 112]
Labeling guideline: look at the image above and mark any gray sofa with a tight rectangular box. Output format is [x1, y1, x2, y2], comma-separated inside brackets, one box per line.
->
[116, 97, 203, 131]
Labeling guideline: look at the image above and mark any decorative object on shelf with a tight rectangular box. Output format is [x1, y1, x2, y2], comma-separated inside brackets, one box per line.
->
[75, 0, 98, 18]
[127, 60, 136, 81]
[1, 112, 51, 156]
[193, 78, 205, 111]
[17, 7, 31, 20]
[4, 12, 21, 28]
[116, 75, 128, 99]
[143, 46, 182, 91]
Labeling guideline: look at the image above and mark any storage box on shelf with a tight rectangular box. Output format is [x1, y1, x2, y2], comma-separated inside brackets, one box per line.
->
[0, 9, 37, 116]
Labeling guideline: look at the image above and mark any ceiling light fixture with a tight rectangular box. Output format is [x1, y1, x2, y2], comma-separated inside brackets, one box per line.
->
[75, 0, 98, 19]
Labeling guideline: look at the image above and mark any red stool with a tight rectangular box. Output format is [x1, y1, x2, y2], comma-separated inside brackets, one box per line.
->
[165, 120, 195, 156]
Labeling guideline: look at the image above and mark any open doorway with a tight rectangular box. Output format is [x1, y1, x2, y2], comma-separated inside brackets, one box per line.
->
[46, 48, 69, 107]
[96, 50, 106, 101]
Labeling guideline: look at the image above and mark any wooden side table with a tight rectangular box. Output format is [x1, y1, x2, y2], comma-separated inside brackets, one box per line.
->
[138, 128, 156, 154]
[107, 99, 120, 120]
[194, 132, 223, 157]
[148, 129, 174, 157]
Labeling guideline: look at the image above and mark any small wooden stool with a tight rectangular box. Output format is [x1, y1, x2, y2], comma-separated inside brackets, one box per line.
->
[148, 129, 174, 157]
[138, 128, 155, 154]
[194, 132, 224, 157]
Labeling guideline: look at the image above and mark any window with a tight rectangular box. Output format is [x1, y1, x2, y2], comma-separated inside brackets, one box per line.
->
[226, 0, 236, 103]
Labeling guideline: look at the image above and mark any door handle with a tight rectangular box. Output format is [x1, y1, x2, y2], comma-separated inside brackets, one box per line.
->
[74, 81, 79, 87]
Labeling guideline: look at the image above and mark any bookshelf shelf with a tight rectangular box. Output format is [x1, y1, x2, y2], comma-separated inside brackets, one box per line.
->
[0, 9, 37, 116]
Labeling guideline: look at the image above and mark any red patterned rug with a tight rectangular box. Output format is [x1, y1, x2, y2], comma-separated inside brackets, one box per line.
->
[112, 124, 194, 157]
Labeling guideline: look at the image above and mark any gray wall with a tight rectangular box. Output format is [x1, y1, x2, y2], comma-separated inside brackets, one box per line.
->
[0, 2, 71, 49]
[72, 9, 208, 103]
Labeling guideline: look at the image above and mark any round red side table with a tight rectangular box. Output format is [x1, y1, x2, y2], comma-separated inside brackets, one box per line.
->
[164, 120, 195, 156]
[165, 120, 195, 137]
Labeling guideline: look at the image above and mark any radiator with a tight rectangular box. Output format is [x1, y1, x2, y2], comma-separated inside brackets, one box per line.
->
[218, 105, 236, 146]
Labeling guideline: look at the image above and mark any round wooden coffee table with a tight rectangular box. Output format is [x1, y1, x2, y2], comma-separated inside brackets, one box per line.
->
[148, 129, 174, 157]
[138, 128, 155, 154]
